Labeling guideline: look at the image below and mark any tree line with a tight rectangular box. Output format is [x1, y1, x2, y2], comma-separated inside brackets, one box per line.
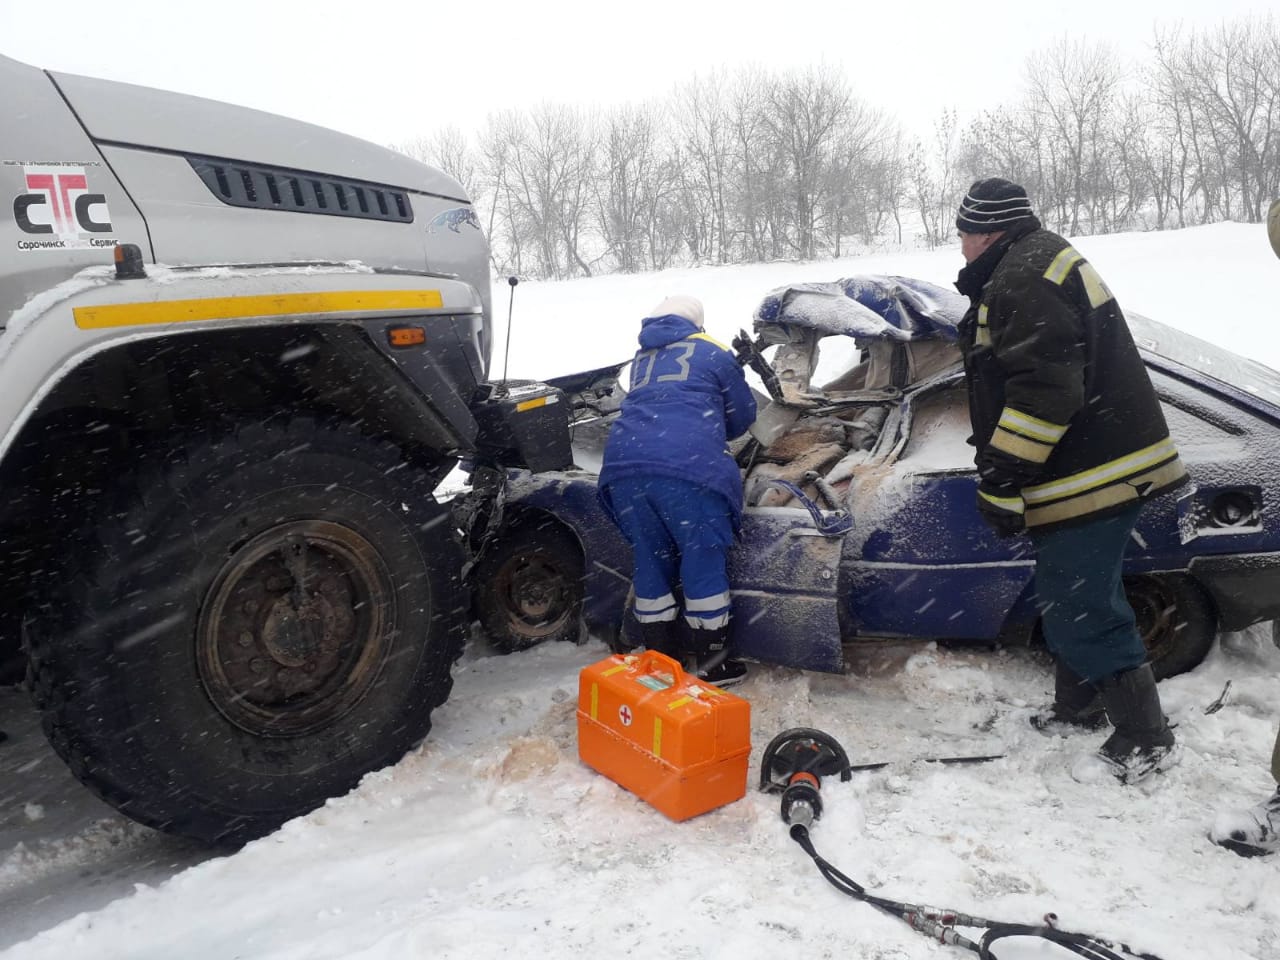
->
[398, 16, 1280, 279]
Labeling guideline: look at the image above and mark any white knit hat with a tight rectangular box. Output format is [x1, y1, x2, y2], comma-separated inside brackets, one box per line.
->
[647, 294, 704, 328]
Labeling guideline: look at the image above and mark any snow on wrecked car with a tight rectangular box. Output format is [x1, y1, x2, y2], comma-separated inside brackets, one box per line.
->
[470, 275, 1280, 680]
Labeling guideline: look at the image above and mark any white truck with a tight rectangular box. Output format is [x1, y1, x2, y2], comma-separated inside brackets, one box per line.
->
[1, 53, 573, 844]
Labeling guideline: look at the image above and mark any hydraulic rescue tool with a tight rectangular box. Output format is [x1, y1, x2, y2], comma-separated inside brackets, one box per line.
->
[760, 728, 1169, 960]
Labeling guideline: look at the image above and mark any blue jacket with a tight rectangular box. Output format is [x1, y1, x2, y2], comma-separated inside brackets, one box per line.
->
[599, 314, 757, 528]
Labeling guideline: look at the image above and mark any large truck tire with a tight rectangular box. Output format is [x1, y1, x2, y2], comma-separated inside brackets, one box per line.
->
[25, 418, 468, 845]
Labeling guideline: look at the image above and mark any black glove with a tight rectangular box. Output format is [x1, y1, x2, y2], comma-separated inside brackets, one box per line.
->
[976, 478, 1026, 538]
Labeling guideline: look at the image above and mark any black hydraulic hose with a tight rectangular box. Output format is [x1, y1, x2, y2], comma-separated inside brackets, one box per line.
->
[979, 926, 1166, 960]
[789, 823, 983, 952]
[787, 824, 1168, 960]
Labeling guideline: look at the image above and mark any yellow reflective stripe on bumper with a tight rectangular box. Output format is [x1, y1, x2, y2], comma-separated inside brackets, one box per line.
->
[1025, 458, 1186, 527]
[978, 488, 1025, 514]
[73, 289, 445, 329]
[990, 427, 1054, 463]
[653, 718, 663, 758]
[1044, 247, 1083, 285]
[1023, 438, 1179, 504]
[998, 407, 1067, 443]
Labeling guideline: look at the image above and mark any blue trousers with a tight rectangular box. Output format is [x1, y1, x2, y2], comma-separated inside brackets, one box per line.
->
[604, 475, 734, 630]
[1029, 502, 1147, 684]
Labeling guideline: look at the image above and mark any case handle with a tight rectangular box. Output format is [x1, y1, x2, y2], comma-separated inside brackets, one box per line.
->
[633, 649, 685, 683]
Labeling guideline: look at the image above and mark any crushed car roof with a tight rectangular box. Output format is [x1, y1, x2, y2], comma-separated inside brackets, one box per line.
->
[753, 275, 965, 342]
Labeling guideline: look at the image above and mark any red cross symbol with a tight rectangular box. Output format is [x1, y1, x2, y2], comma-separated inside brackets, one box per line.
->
[618, 704, 633, 727]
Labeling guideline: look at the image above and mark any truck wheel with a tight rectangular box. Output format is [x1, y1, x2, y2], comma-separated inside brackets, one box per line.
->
[25, 419, 467, 845]
[472, 518, 584, 653]
[1125, 573, 1217, 680]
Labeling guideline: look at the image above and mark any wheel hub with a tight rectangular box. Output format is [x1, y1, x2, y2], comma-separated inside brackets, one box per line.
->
[197, 520, 391, 736]
[1127, 576, 1177, 660]
[500, 553, 570, 639]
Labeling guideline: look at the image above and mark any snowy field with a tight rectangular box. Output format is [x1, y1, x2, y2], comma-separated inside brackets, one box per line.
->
[2, 222, 1279, 959]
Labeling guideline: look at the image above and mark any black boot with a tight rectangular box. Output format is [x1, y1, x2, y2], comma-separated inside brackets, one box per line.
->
[1074, 663, 1178, 784]
[1030, 659, 1108, 733]
[638, 620, 679, 659]
[688, 625, 747, 688]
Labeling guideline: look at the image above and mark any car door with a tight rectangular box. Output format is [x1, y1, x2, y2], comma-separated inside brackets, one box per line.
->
[729, 504, 845, 671]
[839, 370, 1036, 642]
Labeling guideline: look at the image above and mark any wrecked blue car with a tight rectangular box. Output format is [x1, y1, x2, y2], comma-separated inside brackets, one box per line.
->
[470, 276, 1280, 679]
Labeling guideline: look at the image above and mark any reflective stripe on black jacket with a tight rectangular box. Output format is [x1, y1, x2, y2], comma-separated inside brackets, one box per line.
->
[956, 220, 1188, 531]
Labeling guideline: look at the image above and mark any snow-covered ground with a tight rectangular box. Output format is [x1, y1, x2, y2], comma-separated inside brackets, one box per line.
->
[2, 223, 1278, 959]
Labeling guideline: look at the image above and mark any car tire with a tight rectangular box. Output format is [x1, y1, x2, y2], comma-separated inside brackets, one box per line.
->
[25, 418, 467, 845]
[1124, 573, 1217, 679]
[472, 517, 585, 653]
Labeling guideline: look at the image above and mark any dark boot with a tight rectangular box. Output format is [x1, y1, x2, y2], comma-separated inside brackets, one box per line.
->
[1073, 663, 1178, 784]
[688, 624, 747, 688]
[638, 620, 679, 659]
[1030, 659, 1108, 733]
[1210, 787, 1280, 857]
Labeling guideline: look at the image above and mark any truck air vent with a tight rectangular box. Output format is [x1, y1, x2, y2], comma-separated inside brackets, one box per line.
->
[187, 155, 414, 224]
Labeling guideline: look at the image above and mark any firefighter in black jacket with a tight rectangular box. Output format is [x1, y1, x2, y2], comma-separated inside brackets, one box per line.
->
[954, 178, 1189, 785]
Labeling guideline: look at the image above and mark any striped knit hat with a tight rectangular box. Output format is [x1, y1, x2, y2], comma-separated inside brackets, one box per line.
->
[956, 178, 1035, 234]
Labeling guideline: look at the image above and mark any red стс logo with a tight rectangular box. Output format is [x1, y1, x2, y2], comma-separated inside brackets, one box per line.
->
[14, 166, 112, 236]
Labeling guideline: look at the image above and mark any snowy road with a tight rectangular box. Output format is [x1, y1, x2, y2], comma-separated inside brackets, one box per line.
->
[3, 628, 1278, 959]
[0, 686, 212, 950]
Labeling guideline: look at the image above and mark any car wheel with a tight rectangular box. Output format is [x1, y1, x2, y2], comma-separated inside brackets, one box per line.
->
[25, 419, 467, 845]
[473, 518, 584, 653]
[1124, 573, 1217, 679]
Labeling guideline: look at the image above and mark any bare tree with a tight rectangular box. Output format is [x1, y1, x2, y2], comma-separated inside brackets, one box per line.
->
[397, 126, 480, 200]
[1024, 37, 1122, 234]
[496, 103, 599, 279]
[758, 65, 854, 259]
[910, 110, 961, 249]
[724, 68, 777, 262]
[397, 17, 1280, 276]
[672, 71, 738, 264]
[594, 104, 683, 272]
[477, 111, 531, 275]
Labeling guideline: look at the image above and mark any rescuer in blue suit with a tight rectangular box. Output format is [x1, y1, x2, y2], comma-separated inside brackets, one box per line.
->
[598, 295, 757, 687]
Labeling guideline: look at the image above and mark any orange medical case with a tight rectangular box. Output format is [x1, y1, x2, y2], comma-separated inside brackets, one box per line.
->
[577, 650, 751, 821]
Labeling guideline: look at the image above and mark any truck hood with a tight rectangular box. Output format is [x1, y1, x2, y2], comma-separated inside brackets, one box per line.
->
[48, 69, 467, 201]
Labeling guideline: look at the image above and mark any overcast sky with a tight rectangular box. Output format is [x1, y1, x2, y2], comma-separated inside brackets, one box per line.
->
[2, 0, 1273, 149]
